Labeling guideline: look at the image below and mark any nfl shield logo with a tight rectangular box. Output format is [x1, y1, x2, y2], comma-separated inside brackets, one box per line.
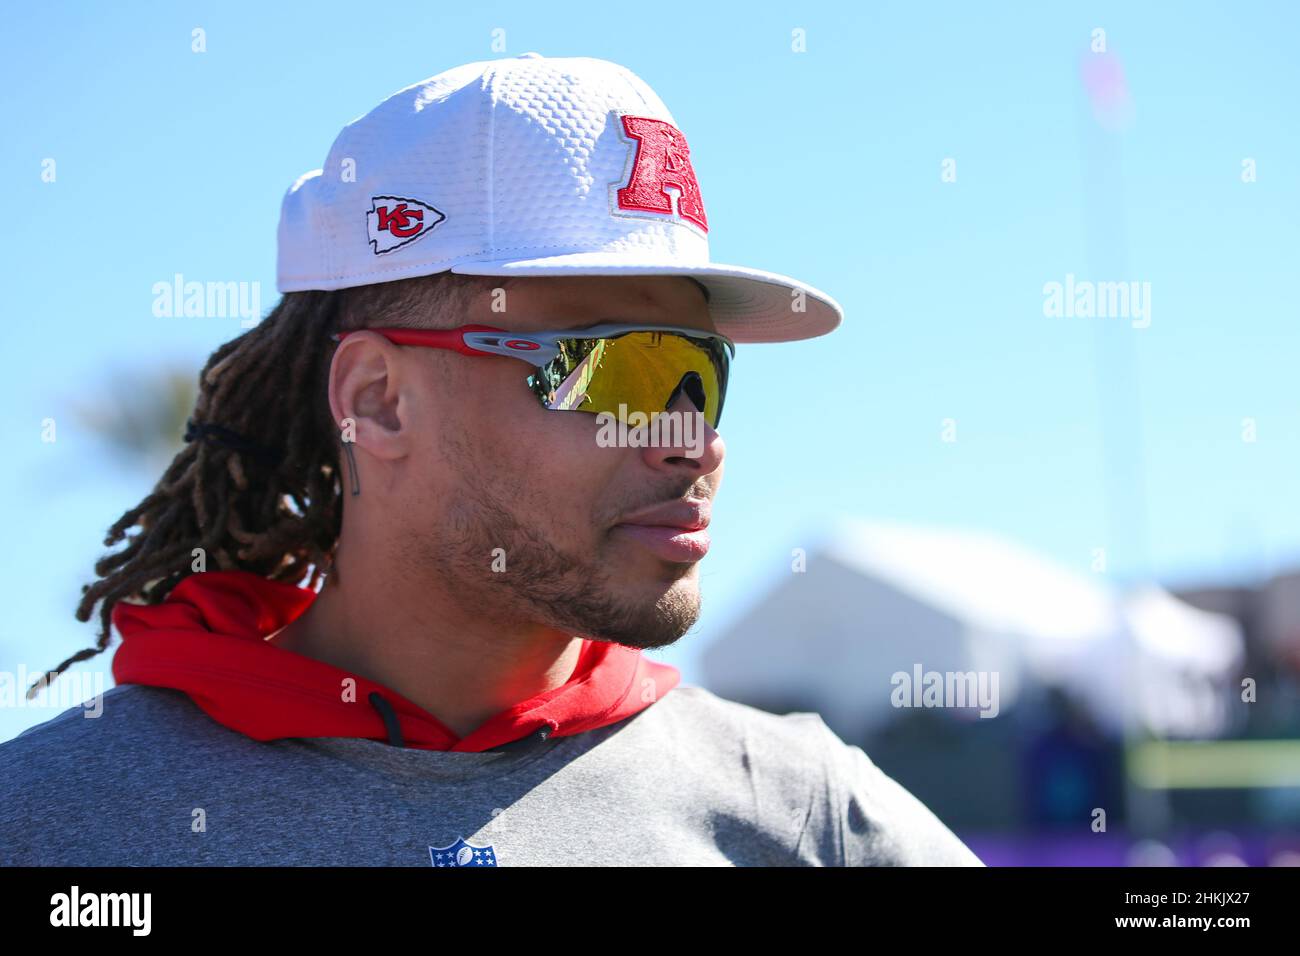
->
[429, 837, 498, 867]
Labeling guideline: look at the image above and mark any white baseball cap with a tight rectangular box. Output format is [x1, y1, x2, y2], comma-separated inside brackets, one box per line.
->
[276, 52, 842, 343]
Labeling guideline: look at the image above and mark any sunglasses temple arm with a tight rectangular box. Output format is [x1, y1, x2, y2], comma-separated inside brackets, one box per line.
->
[331, 325, 509, 356]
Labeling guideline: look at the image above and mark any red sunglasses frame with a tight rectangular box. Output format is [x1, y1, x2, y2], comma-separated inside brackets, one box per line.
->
[329, 322, 734, 425]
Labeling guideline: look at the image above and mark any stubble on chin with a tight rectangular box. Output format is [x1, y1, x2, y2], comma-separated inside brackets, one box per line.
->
[410, 484, 700, 651]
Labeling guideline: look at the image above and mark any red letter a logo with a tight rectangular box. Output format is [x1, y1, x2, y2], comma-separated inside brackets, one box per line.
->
[614, 115, 708, 233]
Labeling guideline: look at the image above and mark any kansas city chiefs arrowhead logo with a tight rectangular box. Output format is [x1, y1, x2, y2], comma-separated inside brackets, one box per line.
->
[367, 195, 446, 255]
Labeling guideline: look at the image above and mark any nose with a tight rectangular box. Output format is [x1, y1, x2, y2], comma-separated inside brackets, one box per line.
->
[639, 385, 725, 475]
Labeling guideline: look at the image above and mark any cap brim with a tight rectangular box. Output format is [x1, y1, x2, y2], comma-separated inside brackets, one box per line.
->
[450, 253, 841, 344]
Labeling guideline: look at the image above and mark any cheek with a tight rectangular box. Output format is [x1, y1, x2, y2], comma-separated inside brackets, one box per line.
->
[473, 374, 626, 530]
[474, 363, 594, 461]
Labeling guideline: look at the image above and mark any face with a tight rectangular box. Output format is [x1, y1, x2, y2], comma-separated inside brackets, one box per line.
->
[330, 275, 726, 650]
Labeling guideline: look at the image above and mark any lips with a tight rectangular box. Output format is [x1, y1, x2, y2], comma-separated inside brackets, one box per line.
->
[616, 499, 710, 533]
[612, 499, 711, 563]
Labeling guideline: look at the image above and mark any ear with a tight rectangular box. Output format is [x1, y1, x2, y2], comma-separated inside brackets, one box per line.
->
[328, 331, 414, 463]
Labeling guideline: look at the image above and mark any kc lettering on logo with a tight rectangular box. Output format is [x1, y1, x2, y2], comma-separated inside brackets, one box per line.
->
[367, 195, 446, 255]
[377, 203, 422, 237]
[611, 114, 708, 234]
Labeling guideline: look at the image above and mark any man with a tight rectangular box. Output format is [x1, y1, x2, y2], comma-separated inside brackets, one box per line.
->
[1, 53, 981, 866]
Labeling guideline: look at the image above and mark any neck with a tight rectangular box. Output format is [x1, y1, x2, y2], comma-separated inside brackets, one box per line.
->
[268, 551, 584, 739]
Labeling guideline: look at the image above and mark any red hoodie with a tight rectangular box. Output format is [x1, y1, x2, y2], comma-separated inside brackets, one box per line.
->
[111, 570, 680, 752]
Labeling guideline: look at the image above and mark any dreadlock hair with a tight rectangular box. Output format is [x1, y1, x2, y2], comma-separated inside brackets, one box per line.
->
[29, 271, 507, 700]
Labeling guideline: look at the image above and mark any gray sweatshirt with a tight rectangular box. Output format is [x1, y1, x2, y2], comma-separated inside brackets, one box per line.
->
[0, 682, 983, 867]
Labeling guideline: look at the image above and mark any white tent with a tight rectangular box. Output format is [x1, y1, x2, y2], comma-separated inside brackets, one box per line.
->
[1122, 586, 1246, 737]
[701, 518, 1244, 738]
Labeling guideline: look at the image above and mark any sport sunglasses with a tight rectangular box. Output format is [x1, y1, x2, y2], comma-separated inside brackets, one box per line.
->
[332, 322, 735, 429]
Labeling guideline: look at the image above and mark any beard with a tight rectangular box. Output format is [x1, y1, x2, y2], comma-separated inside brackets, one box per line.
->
[405, 477, 701, 651]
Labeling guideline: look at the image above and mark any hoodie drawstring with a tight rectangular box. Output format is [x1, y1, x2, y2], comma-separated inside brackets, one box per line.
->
[488, 724, 554, 754]
[366, 691, 555, 754]
[368, 691, 406, 748]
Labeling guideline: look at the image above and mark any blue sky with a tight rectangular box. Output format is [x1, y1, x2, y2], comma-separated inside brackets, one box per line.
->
[1, 1, 1297, 740]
